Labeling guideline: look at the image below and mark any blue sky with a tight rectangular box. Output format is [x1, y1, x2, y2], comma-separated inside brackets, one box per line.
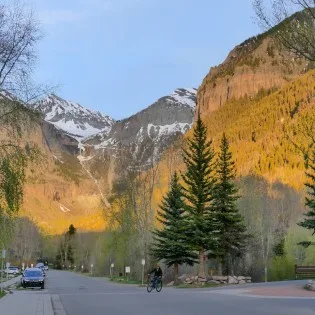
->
[31, 0, 260, 119]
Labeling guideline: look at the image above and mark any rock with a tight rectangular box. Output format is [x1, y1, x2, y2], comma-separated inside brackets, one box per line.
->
[238, 280, 246, 284]
[185, 278, 191, 282]
[186, 280, 193, 284]
[212, 276, 228, 281]
[237, 276, 246, 281]
[166, 281, 174, 287]
[228, 276, 238, 284]
[305, 283, 315, 291]
[245, 277, 252, 280]
[178, 274, 188, 281]
[246, 280, 252, 283]
[194, 276, 199, 281]
[198, 277, 207, 282]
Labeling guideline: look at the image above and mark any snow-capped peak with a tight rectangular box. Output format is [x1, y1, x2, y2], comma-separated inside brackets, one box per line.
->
[167, 88, 197, 109]
[33, 94, 114, 140]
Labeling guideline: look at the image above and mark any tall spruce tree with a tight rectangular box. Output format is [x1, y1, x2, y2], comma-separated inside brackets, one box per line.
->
[151, 172, 197, 284]
[298, 149, 315, 247]
[214, 133, 247, 275]
[182, 113, 219, 277]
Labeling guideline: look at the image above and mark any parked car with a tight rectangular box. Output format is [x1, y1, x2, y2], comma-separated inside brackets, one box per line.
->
[35, 263, 46, 276]
[5, 266, 20, 275]
[21, 268, 45, 289]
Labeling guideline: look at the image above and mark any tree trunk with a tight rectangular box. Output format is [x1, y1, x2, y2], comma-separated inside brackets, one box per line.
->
[217, 260, 223, 276]
[199, 249, 205, 277]
[174, 263, 179, 285]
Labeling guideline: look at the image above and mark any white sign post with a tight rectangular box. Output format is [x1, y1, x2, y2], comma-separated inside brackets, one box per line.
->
[91, 264, 94, 276]
[22, 263, 25, 271]
[141, 259, 145, 285]
[125, 266, 130, 282]
[110, 263, 114, 279]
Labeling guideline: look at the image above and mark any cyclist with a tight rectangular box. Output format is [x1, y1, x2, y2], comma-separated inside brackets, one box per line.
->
[148, 264, 163, 287]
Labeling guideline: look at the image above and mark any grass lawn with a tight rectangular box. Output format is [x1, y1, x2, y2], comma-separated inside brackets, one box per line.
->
[0, 290, 6, 299]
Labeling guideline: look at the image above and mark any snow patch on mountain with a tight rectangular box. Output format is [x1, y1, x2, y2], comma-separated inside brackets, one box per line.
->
[167, 88, 197, 109]
[33, 94, 114, 140]
[147, 122, 192, 139]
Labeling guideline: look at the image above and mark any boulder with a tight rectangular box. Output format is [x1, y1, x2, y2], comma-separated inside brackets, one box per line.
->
[237, 276, 246, 281]
[246, 280, 252, 283]
[228, 276, 238, 284]
[178, 274, 188, 281]
[198, 277, 207, 282]
[212, 276, 228, 281]
[238, 280, 246, 284]
[245, 277, 252, 280]
[166, 281, 174, 287]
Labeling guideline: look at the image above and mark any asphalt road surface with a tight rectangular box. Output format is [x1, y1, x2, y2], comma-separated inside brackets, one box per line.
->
[46, 270, 315, 315]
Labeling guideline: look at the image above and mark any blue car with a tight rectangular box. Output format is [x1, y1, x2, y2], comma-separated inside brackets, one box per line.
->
[21, 268, 45, 289]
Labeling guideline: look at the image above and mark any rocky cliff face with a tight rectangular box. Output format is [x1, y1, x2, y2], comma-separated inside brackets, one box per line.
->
[197, 36, 309, 116]
[84, 88, 197, 165]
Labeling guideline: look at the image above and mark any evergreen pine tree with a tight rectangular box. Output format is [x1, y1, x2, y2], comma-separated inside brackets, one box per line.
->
[182, 113, 219, 277]
[298, 149, 315, 247]
[152, 172, 197, 284]
[214, 133, 247, 275]
[151, 172, 197, 284]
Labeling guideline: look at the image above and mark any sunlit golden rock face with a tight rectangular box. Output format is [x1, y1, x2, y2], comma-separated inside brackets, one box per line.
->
[197, 37, 309, 117]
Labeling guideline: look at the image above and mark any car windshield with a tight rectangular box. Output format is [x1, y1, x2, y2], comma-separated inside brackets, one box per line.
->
[9, 267, 18, 270]
[24, 270, 42, 277]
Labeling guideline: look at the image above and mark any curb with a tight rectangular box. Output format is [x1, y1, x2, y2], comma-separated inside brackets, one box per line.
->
[51, 294, 67, 315]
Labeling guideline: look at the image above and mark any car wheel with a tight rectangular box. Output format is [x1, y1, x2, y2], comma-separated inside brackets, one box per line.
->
[41, 284, 45, 290]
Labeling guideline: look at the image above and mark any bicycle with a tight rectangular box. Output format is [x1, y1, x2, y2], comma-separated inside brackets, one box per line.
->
[146, 275, 162, 292]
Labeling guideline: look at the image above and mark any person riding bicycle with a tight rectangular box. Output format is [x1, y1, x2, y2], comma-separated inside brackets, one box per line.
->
[148, 264, 162, 287]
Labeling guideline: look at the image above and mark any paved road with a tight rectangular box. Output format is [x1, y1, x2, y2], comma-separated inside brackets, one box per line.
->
[46, 270, 315, 315]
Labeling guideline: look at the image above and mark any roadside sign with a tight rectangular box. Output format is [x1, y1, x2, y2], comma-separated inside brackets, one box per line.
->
[111, 263, 114, 268]
[125, 266, 130, 273]
[141, 259, 145, 266]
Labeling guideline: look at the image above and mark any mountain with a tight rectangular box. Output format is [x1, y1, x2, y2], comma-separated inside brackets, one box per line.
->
[197, 33, 309, 116]
[31, 94, 114, 141]
[84, 88, 197, 165]
[7, 16, 314, 235]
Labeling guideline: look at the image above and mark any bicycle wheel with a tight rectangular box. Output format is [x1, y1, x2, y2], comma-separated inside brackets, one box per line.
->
[155, 279, 162, 292]
[147, 281, 153, 292]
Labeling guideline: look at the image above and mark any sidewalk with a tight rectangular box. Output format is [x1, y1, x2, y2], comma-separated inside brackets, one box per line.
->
[0, 291, 54, 315]
[0, 275, 21, 289]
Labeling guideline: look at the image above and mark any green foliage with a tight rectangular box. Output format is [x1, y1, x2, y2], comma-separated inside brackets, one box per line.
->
[0, 99, 40, 248]
[273, 239, 286, 257]
[298, 149, 315, 247]
[213, 134, 247, 271]
[151, 172, 198, 269]
[182, 114, 220, 272]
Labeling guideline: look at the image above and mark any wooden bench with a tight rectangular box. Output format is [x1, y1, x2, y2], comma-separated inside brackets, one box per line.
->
[295, 265, 315, 279]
